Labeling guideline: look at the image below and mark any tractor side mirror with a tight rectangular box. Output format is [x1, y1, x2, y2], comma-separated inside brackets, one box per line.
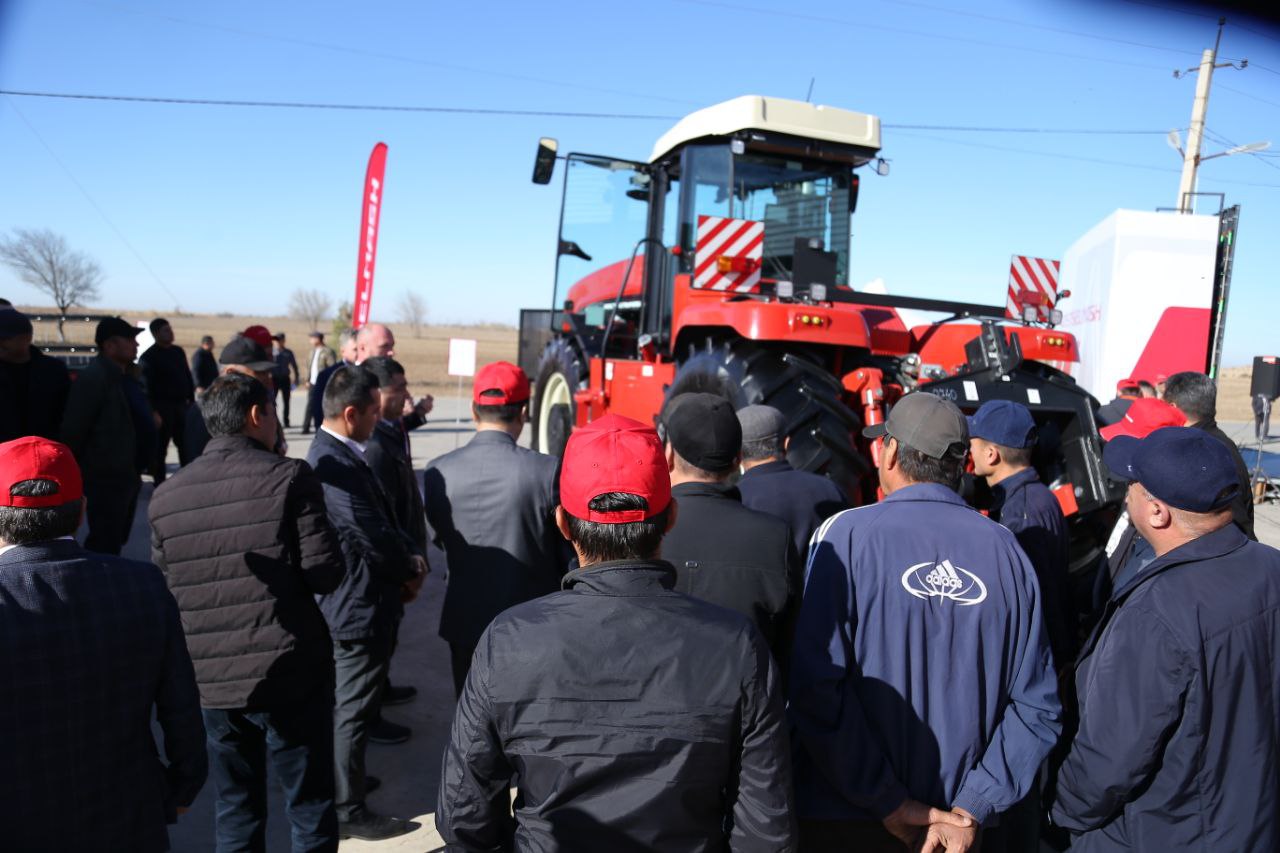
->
[875, 158, 890, 177]
[532, 137, 559, 185]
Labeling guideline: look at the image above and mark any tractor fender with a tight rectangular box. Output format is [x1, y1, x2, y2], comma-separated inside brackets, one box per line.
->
[671, 298, 874, 351]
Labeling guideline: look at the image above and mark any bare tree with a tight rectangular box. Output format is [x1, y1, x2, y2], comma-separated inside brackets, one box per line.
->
[0, 228, 103, 341]
[287, 288, 333, 332]
[397, 291, 428, 338]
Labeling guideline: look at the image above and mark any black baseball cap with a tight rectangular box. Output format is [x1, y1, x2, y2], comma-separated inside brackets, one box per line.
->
[663, 392, 742, 473]
[94, 316, 143, 346]
[0, 308, 33, 339]
[218, 335, 276, 372]
[863, 392, 968, 459]
[1103, 426, 1239, 513]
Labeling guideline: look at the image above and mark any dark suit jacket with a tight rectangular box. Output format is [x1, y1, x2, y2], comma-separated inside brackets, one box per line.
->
[738, 459, 849, 560]
[306, 429, 417, 640]
[0, 346, 71, 443]
[0, 539, 206, 852]
[663, 481, 801, 662]
[366, 419, 428, 556]
[60, 355, 141, 481]
[309, 360, 352, 428]
[423, 430, 565, 649]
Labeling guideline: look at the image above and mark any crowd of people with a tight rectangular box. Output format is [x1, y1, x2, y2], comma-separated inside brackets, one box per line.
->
[0, 300, 1278, 852]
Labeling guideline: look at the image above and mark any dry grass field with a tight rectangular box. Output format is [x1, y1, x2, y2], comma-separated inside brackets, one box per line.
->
[13, 304, 518, 400]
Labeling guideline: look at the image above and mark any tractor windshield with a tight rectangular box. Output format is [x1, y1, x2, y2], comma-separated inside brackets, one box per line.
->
[678, 145, 853, 287]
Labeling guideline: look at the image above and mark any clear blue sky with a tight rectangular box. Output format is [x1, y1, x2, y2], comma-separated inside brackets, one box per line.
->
[1, 0, 1277, 365]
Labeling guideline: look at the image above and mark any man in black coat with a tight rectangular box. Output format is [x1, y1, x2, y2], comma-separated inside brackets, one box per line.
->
[423, 361, 564, 695]
[307, 365, 424, 842]
[149, 373, 347, 851]
[436, 414, 796, 850]
[190, 334, 218, 394]
[1162, 371, 1255, 539]
[1051, 427, 1280, 850]
[736, 404, 849, 560]
[0, 308, 70, 442]
[271, 333, 300, 428]
[0, 436, 206, 851]
[660, 393, 801, 663]
[139, 317, 195, 482]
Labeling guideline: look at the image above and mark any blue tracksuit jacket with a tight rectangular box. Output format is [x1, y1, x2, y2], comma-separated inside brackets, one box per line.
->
[788, 482, 1061, 825]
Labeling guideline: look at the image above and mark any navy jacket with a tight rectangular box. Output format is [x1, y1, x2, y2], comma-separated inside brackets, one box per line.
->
[308, 360, 351, 429]
[1051, 524, 1280, 851]
[989, 467, 1075, 667]
[307, 429, 417, 640]
[0, 540, 207, 852]
[738, 459, 849, 559]
[437, 560, 795, 851]
[789, 483, 1061, 825]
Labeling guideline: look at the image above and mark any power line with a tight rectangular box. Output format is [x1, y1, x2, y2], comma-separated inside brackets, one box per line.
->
[1, 95, 183, 307]
[1203, 126, 1280, 174]
[1216, 83, 1280, 110]
[0, 90, 1177, 137]
[1250, 62, 1280, 76]
[673, 0, 1172, 70]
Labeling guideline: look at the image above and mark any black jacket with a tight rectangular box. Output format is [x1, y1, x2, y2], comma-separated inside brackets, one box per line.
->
[424, 430, 565, 649]
[365, 419, 428, 556]
[148, 434, 345, 709]
[0, 345, 70, 442]
[662, 481, 801, 659]
[190, 347, 218, 390]
[1051, 524, 1280, 850]
[307, 429, 416, 640]
[1192, 418, 1255, 539]
[0, 539, 206, 852]
[139, 343, 194, 405]
[738, 459, 849, 560]
[60, 355, 143, 481]
[436, 559, 796, 851]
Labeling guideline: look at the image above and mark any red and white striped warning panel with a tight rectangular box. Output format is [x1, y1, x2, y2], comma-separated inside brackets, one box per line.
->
[695, 215, 764, 292]
[1006, 254, 1061, 322]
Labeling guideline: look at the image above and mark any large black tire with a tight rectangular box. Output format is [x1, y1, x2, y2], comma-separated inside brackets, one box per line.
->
[669, 337, 869, 499]
[530, 338, 586, 457]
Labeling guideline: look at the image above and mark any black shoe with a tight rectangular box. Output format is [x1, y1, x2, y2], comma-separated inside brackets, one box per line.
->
[365, 774, 381, 794]
[368, 717, 411, 745]
[382, 682, 417, 705]
[301, 428, 311, 434]
[338, 811, 418, 841]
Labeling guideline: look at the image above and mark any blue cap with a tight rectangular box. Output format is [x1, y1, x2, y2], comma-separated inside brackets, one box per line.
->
[1103, 426, 1239, 512]
[966, 400, 1037, 449]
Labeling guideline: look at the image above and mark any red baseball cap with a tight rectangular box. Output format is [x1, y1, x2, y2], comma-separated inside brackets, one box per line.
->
[1115, 376, 1143, 393]
[0, 437, 84, 507]
[1100, 397, 1186, 442]
[560, 414, 671, 524]
[473, 361, 530, 405]
[243, 325, 273, 349]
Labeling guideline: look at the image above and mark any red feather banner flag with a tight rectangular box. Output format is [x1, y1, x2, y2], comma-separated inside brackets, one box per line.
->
[353, 142, 388, 329]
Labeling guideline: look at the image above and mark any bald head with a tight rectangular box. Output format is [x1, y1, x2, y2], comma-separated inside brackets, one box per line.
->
[356, 323, 395, 361]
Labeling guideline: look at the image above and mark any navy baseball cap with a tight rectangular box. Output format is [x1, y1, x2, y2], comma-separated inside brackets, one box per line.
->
[1103, 426, 1239, 512]
[967, 400, 1037, 449]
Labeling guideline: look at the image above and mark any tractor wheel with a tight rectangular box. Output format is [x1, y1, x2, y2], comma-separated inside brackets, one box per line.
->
[669, 337, 869, 498]
[531, 338, 586, 457]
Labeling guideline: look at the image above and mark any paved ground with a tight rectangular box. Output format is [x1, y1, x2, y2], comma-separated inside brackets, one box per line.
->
[131, 409, 1280, 850]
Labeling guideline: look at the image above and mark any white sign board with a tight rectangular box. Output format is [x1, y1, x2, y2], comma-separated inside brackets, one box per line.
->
[1056, 209, 1217, 400]
[447, 338, 477, 377]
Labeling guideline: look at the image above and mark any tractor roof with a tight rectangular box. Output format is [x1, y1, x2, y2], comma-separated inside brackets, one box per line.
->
[649, 95, 882, 164]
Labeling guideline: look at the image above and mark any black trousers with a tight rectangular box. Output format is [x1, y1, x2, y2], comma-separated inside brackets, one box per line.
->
[82, 475, 140, 556]
[203, 696, 338, 853]
[450, 641, 477, 698]
[151, 401, 190, 483]
[332, 635, 392, 821]
[275, 383, 293, 427]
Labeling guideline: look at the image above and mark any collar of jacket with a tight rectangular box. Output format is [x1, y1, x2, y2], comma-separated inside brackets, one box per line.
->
[990, 467, 1039, 513]
[313, 426, 365, 462]
[469, 430, 517, 448]
[562, 558, 678, 594]
[741, 459, 793, 479]
[203, 433, 273, 455]
[882, 481, 966, 507]
[671, 480, 742, 501]
[1190, 418, 1216, 432]
[0, 537, 84, 566]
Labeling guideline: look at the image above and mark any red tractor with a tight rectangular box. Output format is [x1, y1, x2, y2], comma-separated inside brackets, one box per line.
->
[521, 96, 1119, 570]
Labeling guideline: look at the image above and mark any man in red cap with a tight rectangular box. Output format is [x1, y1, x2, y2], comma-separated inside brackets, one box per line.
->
[423, 360, 565, 695]
[436, 414, 795, 849]
[0, 436, 206, 851]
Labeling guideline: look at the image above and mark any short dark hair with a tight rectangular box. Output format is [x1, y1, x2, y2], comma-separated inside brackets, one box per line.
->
[202, 373, 271, 437]
[1138, 380, 1157, 396]
[0, 298, 12, 307]
[363, 356, 405, 388]
[895, 438, 966, 491]
[149, 317, 169, 333]
[994, 443, 1033, 468]
[323, 364, 379, 419]
[473, 389, 522, 424]
[1163, 371, 1215, 422]
[741, 434, 783, 463]
[0, 479, 82, 544]
[564, 493, 669, 563]
[200, 335, 214, 346]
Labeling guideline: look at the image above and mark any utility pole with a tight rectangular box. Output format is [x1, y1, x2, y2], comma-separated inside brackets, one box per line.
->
[1175, 19, 1229, 213]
